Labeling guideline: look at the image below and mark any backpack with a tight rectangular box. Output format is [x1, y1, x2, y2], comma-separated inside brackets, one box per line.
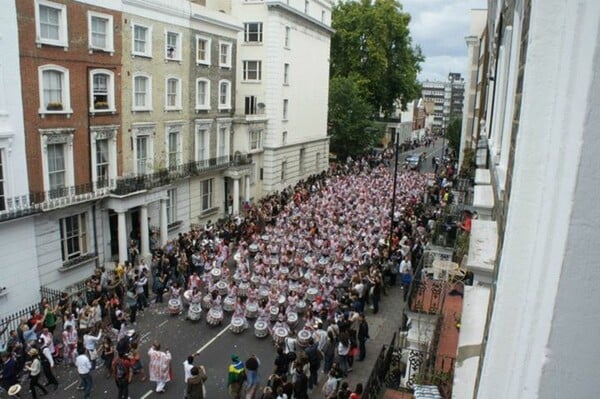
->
[115, 359, 127, 381]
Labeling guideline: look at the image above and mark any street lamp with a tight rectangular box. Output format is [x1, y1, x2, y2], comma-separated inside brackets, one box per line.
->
[388, 134, 400, 260]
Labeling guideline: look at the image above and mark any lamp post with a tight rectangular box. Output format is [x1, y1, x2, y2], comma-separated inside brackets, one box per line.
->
[388, 133, 400, 259]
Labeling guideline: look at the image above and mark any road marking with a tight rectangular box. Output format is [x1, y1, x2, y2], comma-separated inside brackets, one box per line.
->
[158, 320, 168, 328]
[195, 323, 231, 354]
[141, 390, 153, 399]
[63, 380, 78, 390]
[141, 331, 151, 340]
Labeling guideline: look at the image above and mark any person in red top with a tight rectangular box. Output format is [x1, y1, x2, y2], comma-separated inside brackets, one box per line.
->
[349, 383, 363, 399]
[112, 353, 134, 399]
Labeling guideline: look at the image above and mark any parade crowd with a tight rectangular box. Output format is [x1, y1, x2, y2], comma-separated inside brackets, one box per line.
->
[0, 143, 459, 399]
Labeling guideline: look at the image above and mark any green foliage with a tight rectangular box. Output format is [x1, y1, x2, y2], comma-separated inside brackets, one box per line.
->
[331, 0, 424, 115]
[459, 147, 476, 179]
[445, 117, 462, 156]
[328, 76, 377, 159]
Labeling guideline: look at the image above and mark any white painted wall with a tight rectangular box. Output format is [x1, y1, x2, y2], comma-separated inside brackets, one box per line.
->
[477, 1, 600, 397]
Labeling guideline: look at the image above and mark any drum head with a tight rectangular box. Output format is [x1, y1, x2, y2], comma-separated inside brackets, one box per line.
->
[190, 305, 201, 312]
[232, 317, 244, 327]
[209, 309, 223, 317]
[255, 320, 267, 329]
[212, 268, 221, 276]
[275, 327, 288, 337]
[270, 306, 279, 315]
[8, 384, 22, 395]
[217, 281, 227, 289]
[169, 299, 180, 306]
[297, 300, 306, 307]
[308, 288, 317, 295]
[298, 330, 311, 340]
[287, 313, 298, 322]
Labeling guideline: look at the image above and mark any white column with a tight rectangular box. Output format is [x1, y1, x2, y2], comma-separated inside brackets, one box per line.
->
[233, 178, 240, 215]
[117, 210, 128, 265]
[140, 205, 149, 257]
[160, 199, 168, 245]
[244, 175, 250, 202]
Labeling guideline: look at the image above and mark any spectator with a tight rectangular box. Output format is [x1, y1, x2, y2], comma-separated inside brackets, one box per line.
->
[186, 366, 208, 399]
[227, 354, 245, 399]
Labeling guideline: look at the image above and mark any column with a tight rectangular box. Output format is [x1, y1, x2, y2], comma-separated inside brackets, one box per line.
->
[233, 177, 240, 215]
[160, 199, 168, 245]
[117, 210, 128, 265]
[140, 205, 150, 257]
[244, 176, 250, 202]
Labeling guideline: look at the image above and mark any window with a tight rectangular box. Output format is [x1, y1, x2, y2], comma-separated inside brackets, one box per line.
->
[244, 23, 263, 43]
[245, 96, 257, 115]
[95, 138, 109, 188]
[196, 36, 211, 65]
[200, 179, 213, 211]
[321, 10, 326, 23]
[38, 65, 71, 114]
[281, 161, 287, 181]
[217, 124, 230, 159]
[249, 129, 262, 151]
[218, 80, 231, 110]
[284, 63, 290, 85]
[299, 148, 305, 173]
[132, 23, 152, 57]
[195, 79, 210, 110]
[0, 150, 4, 211]
[165, 31, 181, 60]
[284, 26, 291, 48]
[196, 125, 210, 163]
[219, 41, 232, 68]
[35, 0, 68, 47]
[282, 131, 288, 145]
[47, 143, 66, 198]
[166, 188, 177, 224]
[132, 74, 152, 111]
[167, 126, 181, 169]
[90, 69, 115, 112]
[316, 152, 321, 169]
[135, 136, 150, 174]
[243, 61, 262, 81]
[60, 213, 88, 262]
[88, 12, 113, 52]
[283, 99, 289, 120]
[304, 0, 309, 13]
[165, 77, 182, 110]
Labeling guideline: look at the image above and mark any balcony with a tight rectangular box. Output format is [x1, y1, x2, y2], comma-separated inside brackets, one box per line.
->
[0, 155, 247, 222]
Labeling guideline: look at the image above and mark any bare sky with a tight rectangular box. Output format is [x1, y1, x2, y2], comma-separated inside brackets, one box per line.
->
[401, 0, 487, 82]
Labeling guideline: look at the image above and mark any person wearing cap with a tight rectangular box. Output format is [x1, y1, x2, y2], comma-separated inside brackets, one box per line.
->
[25, 348, 48, 398]
[227, 354, 245, 399]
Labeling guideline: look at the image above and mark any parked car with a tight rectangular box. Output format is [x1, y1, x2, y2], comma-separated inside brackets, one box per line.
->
[405, 154, 422, 170]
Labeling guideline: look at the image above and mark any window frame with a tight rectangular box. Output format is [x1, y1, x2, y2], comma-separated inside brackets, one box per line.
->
[60, 213, 89, 262]
[132, 73, 153, 111]
[281, 161, 287, 181]
[218, 80, 231, 110]
[38, 65, 72, 115]
[165, 77, 182, 110]
[35, 0, 68, 48]
[132, 126, 154, 176]
[195, 35, 212, 66]
[164, 30, 182, 61]
[195, 123, 211, 164]
[243, 60, 262, 82]
[165, 124, 182, 169]
[249, 129, 263, 152]
[132, 23, 152, 58]
[283, 99, 289, 120]
[200, 178, 213, 212]
[244, 22, 263, 43]
[284, 63, 290, 85]
[284, 26, 291, 48]
[90, 127, 117, 190]
[87, 11, 114, 53]
[245, 95, 257, 115]
[216, 121, 231, 160]
[219, 41, 232, 68]
[166, 188, 177, 224]
[40, 130, 75, 200]
[89, 69, 116, 113]
[195, 78, 211, 111]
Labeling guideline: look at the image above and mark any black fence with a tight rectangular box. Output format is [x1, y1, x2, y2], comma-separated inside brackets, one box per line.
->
[363, 332, 397, 399]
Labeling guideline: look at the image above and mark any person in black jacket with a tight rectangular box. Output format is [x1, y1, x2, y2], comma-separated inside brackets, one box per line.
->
[292, 366, 308, 399]
[357, 314, 370, 361]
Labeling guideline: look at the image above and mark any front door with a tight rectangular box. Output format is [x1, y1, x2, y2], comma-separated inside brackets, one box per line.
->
[108, 211, 119, 259]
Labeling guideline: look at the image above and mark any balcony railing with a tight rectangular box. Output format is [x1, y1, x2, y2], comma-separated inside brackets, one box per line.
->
[0, 155, 247, 222]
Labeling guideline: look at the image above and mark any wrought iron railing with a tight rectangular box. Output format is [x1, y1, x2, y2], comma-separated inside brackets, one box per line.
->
[0, 154, 250, 222]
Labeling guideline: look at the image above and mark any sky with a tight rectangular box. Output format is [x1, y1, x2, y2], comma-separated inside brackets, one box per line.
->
[400, 0, 487, 82]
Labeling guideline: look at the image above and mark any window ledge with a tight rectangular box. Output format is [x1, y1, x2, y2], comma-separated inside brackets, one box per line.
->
[195, 108, 211, 113]
[36, 41, 68, 51]
[220, 65, 232, 70]
[132, 108, 153, 113]
[90, 109, 117, 115]
[165, 108, 183, 112]
[196, 62, 211, 67]
[248, 148, 264, 154]
[199, 207, 220, 217]
[165, 58, 182, 63]
[39, 109, 74, 118]
[132, 53, 152, 59]
[241, 81, 262, 84]
[89, 48, 114, 56]
[59, 254, 97, 272]
[241, 42, 263, 46]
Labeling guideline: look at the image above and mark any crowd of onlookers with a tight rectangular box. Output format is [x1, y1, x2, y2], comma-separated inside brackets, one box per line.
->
[0, 142, 456, 399]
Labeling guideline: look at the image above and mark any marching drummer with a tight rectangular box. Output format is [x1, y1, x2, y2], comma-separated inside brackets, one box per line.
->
[170, 283, 182, 300]
[187, 272, 202, 291]
[189, 287, 202, 305]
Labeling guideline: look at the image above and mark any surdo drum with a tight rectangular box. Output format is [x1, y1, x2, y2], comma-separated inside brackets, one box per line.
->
[211, 268, 222, 282]
[168, 299, 182, 315]
[297, 329, 312, 348]
[296, 300, 307, 314]
[273, 327, 288, 345]
[206, 308, 223, 326]
[202, 294, 212, 310]
[269, 305, 279, 321]
[216, 281, 228, 296]
[223, 296, 236, 312]
[245, 303, 258, 319]
[254, 320, 268, 338]
[187, 304, 202, 321]
[230, 316, 245, 334]
[306, 288, 318, 302]
[286, 312, 298, 329]
[238, 282, 249, 297]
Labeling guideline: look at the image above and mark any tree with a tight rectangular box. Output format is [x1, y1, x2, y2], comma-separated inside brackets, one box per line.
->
[328, 76, 377, 159]
[331, 0, 423, 115]
[445, 118, 462, 156]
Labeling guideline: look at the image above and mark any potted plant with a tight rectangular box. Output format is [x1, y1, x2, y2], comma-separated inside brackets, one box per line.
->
[46, 102, 63, 111]
[94, 101, 109, 110]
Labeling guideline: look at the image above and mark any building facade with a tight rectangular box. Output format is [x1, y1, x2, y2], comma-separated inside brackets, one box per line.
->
[453, 0, 600, 398]
[422, 73, 465, 133]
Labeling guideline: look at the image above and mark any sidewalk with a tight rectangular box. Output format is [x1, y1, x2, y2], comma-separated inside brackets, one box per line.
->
[310, 283, 406, 398]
